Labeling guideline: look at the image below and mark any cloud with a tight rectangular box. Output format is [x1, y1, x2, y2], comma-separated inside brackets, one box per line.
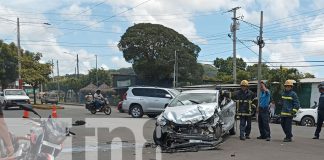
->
[101, 64, 109, 70]
[59, 3, 102, 29]
[107, 40, 119, 52]
[111, 56, 131, 68]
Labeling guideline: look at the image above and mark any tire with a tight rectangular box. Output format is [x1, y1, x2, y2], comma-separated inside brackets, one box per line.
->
[300, 116, 315, 126]
[130, 105, 144, 118]
[147, 114, 158, 118]
[90, 108, 97, 114]
[104, 106, 112, 115]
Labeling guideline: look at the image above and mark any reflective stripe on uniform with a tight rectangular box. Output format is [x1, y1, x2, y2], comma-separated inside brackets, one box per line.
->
[281, 112, 291, 116]
[236, 113, 252, 116]
[282, 96, 293, 100]
[293, 108, 298, 112]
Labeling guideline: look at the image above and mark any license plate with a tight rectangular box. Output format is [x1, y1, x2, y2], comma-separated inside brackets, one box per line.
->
[189, 139, 202, 143]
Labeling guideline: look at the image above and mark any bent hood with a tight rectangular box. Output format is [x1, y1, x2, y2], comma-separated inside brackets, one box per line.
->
[161, 103, 218, 125]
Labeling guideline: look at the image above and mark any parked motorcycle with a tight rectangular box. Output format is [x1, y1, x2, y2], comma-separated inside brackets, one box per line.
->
[85, 98, 111, 115]
[0, 104, 86, 160]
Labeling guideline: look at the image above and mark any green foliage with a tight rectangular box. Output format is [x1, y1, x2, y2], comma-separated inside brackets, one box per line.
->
[246, 63, 270, 80]
[118, 23, 202, 85]
[0, 41, 18, 89]
[87, 68, 112, 86]
[214, 57, 246, 75]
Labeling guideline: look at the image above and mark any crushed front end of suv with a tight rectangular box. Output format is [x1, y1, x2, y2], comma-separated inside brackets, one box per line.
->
[153, 90, 236, 152]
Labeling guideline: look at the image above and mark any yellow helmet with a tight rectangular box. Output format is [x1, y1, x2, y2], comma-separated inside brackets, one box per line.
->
[284, 80, 294, 86]
[240, 80, 249, 86]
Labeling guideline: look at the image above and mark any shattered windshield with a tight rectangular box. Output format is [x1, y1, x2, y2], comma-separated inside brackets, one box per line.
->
[168, 93, 217, 107]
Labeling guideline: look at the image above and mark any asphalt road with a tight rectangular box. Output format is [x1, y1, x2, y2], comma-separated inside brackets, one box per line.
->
[3, 105, 324, 160]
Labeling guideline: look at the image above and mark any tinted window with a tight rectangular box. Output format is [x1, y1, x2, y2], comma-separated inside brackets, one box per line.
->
[132, 88, 155, 97]
[154, 89, 169, 98]
[5, 90, 26, 96]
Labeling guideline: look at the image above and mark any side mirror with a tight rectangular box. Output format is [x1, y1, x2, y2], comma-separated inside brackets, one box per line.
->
[72, 120, 86, 126]
[165, 94, 172, 99]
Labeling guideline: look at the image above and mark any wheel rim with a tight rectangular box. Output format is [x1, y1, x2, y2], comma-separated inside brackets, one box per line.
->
[304, 119, 313, 126]
[104, 107, 111, 115]
[132, 107, 141, 117]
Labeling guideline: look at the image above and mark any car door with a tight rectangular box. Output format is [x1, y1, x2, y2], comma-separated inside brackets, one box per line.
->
[219, 97, 236, 132]
[150, 89, 172, 112]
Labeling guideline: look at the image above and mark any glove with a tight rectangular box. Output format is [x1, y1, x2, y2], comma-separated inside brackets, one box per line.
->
[291, 108, 298, 116]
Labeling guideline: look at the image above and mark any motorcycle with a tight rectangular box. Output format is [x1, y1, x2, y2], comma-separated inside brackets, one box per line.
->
[0, 104, 86, 160]
[85, 98, 111, 115]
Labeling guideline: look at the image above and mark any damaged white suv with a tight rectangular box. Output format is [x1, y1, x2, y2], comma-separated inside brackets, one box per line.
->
[153, 90, 236, 152]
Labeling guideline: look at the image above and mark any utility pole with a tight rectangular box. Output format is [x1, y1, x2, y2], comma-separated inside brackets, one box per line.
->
[228, 7, 240, 84]
[57, 60, 60, 92]
[256, 11, 264, 111]
[52, 59, 54, 82]
[173, 51, 177, 88]
[95, 55, 98, 87]
[76, 54, 79, 78]
[17, 17, 22, 89]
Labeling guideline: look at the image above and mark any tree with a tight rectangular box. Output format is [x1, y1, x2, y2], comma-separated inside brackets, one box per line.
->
[118, 23, 202, 86]
[87, 68, 112, 86]
[303, 72, 315, 78]
[246, 63, 270, 80]
[0, 41, 18, 90]
[21, 52, 51, 104]
[214, 57, 247, 75]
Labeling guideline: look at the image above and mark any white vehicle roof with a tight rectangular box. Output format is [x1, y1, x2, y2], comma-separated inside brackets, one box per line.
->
[129, 86, 176, 90]
[180, 89, 219, 94]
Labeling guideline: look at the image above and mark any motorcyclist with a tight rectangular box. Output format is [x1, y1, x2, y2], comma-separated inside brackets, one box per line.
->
[0, 102, 14, 159]
[94, 89, 104, 110]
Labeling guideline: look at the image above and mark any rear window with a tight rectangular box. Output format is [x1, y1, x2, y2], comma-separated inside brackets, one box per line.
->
[131, 88, 155, 97]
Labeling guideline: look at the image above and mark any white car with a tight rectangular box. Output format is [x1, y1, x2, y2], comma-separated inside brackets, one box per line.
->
[293, 102, 318, 126]
[0, 89, 31, 109]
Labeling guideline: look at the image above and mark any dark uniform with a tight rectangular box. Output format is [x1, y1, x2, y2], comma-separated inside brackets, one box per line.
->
[314, 92, 324, 138]
[234, 89, 255, 139]
[280, 90, 300, 141]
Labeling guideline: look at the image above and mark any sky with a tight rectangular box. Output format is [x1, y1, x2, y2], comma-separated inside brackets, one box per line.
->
[0, 0, 324, 78]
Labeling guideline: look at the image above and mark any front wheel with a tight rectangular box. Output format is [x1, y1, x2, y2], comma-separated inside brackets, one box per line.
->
[104, 106, 112, 115]
[90, 108, 97, 114]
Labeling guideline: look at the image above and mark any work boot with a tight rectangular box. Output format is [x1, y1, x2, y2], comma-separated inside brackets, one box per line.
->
[257, 136, 266, 139]
[312, 136, 319, 139]
[240, 136, 246, 141]
[283, 138, 292, 142]
[245, 135, 251, 139]
[266, 137, 271, 141]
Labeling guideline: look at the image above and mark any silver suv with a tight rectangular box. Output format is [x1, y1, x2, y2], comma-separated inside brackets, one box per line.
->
[122, 87, 180, 118]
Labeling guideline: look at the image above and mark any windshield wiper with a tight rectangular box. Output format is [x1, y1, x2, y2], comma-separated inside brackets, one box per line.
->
[189, 100, 200, 104]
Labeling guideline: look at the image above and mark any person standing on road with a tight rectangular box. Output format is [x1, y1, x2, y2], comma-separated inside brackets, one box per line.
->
[257, 81, 271, 141]
[313, 81, 324, 139]
[280, 80, 300, 142]
[233, 80, 256, 141]
[0, 102, 14, 158]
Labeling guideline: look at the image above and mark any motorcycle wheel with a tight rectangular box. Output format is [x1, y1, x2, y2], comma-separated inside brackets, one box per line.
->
[90, 108, 97, 114]
[104, 106, 112, 115]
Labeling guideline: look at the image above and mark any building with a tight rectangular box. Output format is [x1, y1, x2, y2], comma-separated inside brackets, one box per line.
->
[296, 78, 324, 108]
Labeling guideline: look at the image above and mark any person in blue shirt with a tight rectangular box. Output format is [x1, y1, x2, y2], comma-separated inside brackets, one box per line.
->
[257, 81, 271, 141]
[313, 81, 324, 139]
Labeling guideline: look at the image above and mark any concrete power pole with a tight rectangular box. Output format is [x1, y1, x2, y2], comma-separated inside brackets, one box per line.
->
[57, 60, 60, 92]
[256, 11, 264, 110]
[95, 55, 98, 87]
[228, 7, 240, 84]
[52, 59, 54, 82]
[77, 54, 79, 78]
[17, 17, 22, 89]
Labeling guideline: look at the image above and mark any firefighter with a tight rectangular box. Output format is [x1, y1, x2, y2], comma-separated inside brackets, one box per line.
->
[312, 81, 324, 139]
[233, 80, 256, 140]
[280, 80, 300, 142]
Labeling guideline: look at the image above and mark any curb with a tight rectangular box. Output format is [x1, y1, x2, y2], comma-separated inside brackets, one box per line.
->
[33, 105, 64, 110]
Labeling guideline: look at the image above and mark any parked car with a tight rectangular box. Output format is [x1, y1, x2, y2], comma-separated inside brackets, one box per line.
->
[0, 89, 30, 109]
[293, 101, 319, 126]
[41, 93, 59, 104]
[153, 90, 236, 151]
[122, 87, 180, 118]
